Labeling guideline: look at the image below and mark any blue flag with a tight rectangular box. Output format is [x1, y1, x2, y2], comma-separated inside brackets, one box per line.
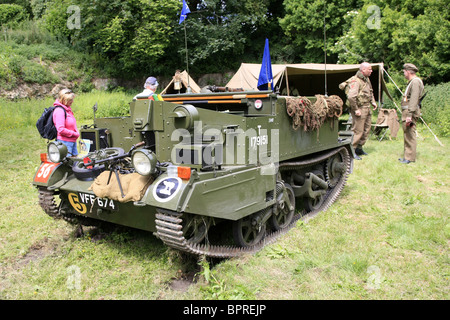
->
[179, 0, 191, 24]
[257, 38, 273, 91]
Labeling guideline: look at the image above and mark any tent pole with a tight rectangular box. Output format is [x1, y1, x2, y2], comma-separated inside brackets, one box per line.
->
[285, 67, 290, 96]
[378, 65, 382, 108]
[323, 1, 328, 97]
[278, 67, 285, 94]
[383, 68, 444, 147]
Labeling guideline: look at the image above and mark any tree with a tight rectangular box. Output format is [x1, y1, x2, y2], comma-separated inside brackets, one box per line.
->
[40, 0, 287, 77]
[42, 0, 180, 77]
[279, 0, 363, 63]
[40, 0, 286, 76]
[172, 0, 285, 73]
[0, 3, 28, 26]
[332, 0, 449, 83]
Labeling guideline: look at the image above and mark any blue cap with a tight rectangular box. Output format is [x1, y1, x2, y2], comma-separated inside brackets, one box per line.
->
[145, 76, 158, 87]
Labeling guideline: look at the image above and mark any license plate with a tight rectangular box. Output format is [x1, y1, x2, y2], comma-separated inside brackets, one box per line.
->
[78, 192, 118, 211]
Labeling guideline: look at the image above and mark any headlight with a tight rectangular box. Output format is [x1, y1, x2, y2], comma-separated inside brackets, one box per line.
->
[132, 149, 157, 175]
[47, 141, 68, 163]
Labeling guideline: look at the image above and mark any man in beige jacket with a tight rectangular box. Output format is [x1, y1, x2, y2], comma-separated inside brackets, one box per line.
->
[399, 63, 424, 164]
[346, 62, 378, 160]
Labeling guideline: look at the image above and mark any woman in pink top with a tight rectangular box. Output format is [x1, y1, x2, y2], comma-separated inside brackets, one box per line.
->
[52, 89, 80, 156]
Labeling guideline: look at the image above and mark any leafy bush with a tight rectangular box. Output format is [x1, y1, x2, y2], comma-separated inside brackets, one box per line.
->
[7, 54, 25, 74]
[0, 4, 28, 26]
[21, 60, 58, 84]
[421, 82, 450, 137]
[15, 43, 69, 61]
[0, 42, 19, 89]
[2, 20, 55, 45]
[0, 62, 17, 90]
[3, 51, 57, 85]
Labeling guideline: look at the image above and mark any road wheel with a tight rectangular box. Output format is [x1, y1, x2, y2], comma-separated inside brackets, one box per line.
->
[182, 214, 210, 244]
[271, 182, 295, 231]
[233, 211, 266, 247]
[303, 169, 326, 212]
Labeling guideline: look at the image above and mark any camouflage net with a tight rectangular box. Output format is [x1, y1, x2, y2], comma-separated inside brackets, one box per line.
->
[286, 95, 343, 131]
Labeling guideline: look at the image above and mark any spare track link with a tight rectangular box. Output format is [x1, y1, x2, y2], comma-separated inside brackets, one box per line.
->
[155, 146, 351, 258]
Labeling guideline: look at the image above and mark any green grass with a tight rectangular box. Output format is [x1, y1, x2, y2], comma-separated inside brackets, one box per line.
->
[0, 96, 448, 300]
[0, 90, 134, 131]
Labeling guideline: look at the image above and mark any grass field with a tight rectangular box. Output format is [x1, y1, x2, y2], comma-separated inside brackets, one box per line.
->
[0, 95, 448, 300]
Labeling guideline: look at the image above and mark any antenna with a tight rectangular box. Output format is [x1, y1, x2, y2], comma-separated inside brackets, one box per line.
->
[183, 21, 191, 93]
[323, 1, 328, 97]
[92, 103, 98, 128]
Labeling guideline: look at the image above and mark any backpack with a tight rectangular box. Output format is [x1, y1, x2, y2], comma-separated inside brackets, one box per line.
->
[339, 75, 368, 109]
[339, 76, 357, 95]
[339, 76, 357, 109]
[36, 106, 67, 140]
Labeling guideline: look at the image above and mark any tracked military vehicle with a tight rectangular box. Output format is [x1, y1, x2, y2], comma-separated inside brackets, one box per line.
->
[33, 87, 354, 258]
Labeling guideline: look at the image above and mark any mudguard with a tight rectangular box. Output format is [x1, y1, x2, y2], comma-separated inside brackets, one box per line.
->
[140, 165, 276, 221]
[140, 172, 190, 211]
[33, 161, 70, 188]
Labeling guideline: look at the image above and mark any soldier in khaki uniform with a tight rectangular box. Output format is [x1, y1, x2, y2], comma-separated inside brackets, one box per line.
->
[399, 63, 424, 164]
[344, 62, 377, 159]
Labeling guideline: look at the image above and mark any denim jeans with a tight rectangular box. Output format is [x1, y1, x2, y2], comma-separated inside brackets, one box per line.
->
[57, 139, 78, 156]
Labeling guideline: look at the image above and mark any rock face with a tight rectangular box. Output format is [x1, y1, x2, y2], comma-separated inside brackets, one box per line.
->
[1, 80, 104, 100]
[2, 83, 55, 100]
[1, 73, 234, 100]
[197, 72, 234, 87]
[91, 78, 124, 91]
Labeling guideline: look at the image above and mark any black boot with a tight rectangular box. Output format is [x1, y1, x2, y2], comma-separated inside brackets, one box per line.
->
[355, 147, 368, 156]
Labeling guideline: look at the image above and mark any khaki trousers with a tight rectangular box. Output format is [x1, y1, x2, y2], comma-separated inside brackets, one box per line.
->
[351, 107, 372, 149]
[401, 109, 417, 161]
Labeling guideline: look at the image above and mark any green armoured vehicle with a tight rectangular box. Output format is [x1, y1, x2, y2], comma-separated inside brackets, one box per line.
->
[33, 88, 354, 258]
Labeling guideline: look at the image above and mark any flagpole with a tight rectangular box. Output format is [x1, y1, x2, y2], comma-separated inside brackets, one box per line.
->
[180, 0, 191, 93]
[183, 20, 191, 93]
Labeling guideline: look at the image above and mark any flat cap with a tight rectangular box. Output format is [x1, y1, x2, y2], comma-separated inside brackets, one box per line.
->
[403, 63, 418, 73]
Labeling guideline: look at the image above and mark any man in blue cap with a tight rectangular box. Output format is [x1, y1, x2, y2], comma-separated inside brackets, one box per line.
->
[134, 76, 159, 99]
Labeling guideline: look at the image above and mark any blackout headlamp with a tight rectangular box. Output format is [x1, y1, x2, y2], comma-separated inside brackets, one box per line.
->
[131, 149, 157, 176]
[47, 141, 68, 163]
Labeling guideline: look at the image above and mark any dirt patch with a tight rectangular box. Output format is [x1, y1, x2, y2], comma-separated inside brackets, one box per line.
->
[15, 237, 57, 268]
[169, 271, 197, 292]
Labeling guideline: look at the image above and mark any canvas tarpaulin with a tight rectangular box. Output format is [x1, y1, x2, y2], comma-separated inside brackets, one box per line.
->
[374, 108, 400, 138]
[226, 63, 394, 104]
[89, 171, 153, 203]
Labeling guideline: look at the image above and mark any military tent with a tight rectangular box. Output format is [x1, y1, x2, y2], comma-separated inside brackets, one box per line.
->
[226, 63, 393, 104]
